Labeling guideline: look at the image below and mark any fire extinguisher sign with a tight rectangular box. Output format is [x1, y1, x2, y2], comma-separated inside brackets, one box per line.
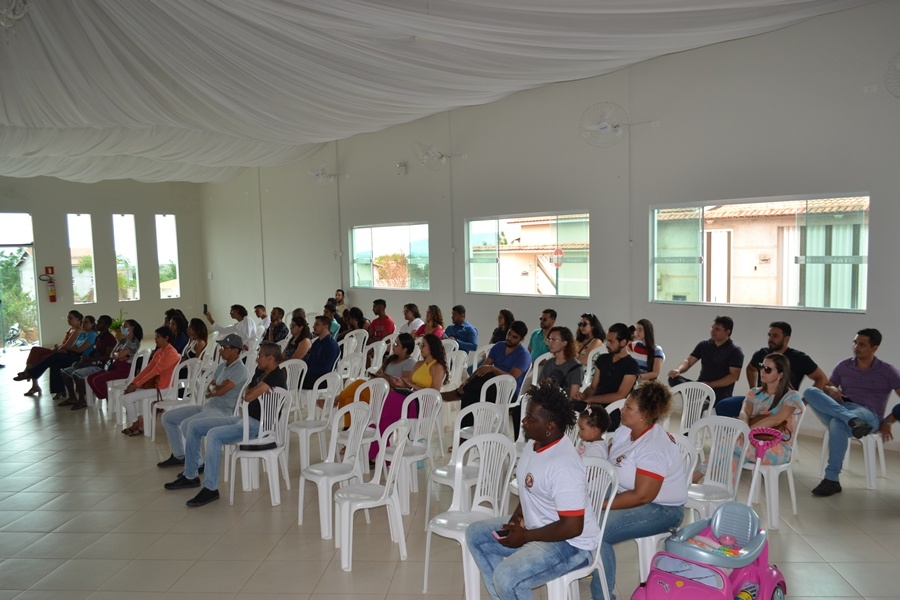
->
[45, 266, 55, 275]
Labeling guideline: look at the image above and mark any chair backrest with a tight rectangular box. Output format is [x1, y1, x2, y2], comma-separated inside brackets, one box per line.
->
[381, 331, 399, 350]
[401, 388, 442, 446]
[601, 398, 627, 441]
[482, 374, 517, 413]
[364, 340, 387, 374]
[256, 324, 265, 338]
[445, 350, 469, 389]
[531, 351, 554, 386]
[128, 348, 152, 382]
[449, 403, 504, 460]
[451, 433, 517, 515]
[472, 343, 495, 368]
[515, 392, 531, 444]
[276, 336, 291, 351]
[582, 346, 604, 388]
[241, 346, 258, 378]
[336, 336, 358, 358]
[193, 367, 217, 404]
[671, 433, 700, 490]
[710, 501, 760, 548]
[280, 358, 308, 398]
[231, 379, 254, 416]
[355, 378, 390, 428]
[369, 419, 411, 491]
[689, 416, 750, 495]
[565, 411, 582, 446]
[442, 338, 459, 354]
[177, 357, 203, 402]
[324, 401, 372, 464]
[783, 401, 807, 466]
[671, 382, 715, 434]
[243, 386, 290, 445]
[303, 371, 343, 418]
[344, 329, 369, 354]
[583, 457, 619, 530]
[335, 352, 365, 380]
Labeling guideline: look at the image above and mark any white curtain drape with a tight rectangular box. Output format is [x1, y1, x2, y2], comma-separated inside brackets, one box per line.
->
[0, 0, 873, 183]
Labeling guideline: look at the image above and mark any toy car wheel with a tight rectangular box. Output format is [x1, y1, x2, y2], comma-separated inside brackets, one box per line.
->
[772, 585, 786, 600]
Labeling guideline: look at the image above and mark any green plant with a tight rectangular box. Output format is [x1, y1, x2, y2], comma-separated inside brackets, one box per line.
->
[110, 308, 126, 331]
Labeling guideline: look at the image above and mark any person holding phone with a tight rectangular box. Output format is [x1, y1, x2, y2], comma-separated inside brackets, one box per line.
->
[466, 381, 600, 599]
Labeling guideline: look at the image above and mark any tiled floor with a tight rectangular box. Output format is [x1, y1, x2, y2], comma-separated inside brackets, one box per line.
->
[1, 347, 900, 599]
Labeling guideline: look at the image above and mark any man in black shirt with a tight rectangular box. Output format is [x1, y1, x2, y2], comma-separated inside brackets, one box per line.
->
[166, 342, 287, 507]
[715, 321, 828, 418]
[667, 315, 744, 405]
[579, 323, 640, 429]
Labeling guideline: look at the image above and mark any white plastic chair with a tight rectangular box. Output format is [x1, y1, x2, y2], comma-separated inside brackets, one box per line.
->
[343, 328, 369, 355]
[298, 401, 371, 539]
[458, 374, 517, 441]
[686, 416, 750, 519]
[228, 387, 292, 506]
[471, 343, 494, 369]
[600, 398, 627, 442]
[276, 336, 291, 352]
[423, 433, 517, 598]
[336, 336, 358, 359]
[670, 381, 715, 434]
[334, 419, 410, 572]
[363, 340, 387, 375]
[144, 357, 203, 440]
[381, 331, 399, 351]
[442, 349, 469, 392]
[280, 358, 308, 420]
[745, 403, 807, 530]
[635, 433, 698, 583]
[530, 351, 554, 386]
[107, 347, 151, 422]
[288, 372, 343, 470]
[424, 403, 504, 526]
[544, 458, 619, 600]
[385, 388, 443, 515]
[581, 345, 604, 389]
[818, 415, 887, 491]
[441, 338, 459, 355]
[335, 352, 365, 383]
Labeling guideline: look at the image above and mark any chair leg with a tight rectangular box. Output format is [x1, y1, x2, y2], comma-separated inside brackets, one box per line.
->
[389, 497, 407, 560]
[297, 474, 307, 525]
[762, 470, 780, 531]
[229, 453, 237, 505]
[786, 466, 798, 516]
[461, 544, 482, 600]
[423, 476, 434, 530]
[863, 436, 877, 490]
[422, 529, 432, 593]
[318, 479, 333, 539]
[266, 457, 281, 506]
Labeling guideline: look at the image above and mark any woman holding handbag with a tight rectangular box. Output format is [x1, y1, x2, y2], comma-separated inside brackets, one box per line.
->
[121, 327, 181, 437]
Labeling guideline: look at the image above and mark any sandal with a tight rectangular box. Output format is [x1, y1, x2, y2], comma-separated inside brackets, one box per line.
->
[127, 428, 144, 437]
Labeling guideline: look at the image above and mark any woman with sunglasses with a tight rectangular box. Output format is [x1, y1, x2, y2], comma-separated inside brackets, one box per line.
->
[575, 313, 605, 366]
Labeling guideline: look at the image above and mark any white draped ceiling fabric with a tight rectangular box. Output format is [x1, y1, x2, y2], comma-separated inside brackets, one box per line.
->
[0, 0, 874, 183]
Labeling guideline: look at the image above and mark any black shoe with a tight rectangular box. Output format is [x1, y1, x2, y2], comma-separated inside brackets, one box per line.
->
[849, 418, 873, 439]
[157, 454, 185, 468]
[57, 398, 75, 407]
[811, 478, 842, 497]
[186, 487, 220, 507]
[164, 475, 201, 490]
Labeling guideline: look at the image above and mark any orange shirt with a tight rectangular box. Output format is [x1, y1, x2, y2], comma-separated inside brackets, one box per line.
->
[132, 344, 181, 389]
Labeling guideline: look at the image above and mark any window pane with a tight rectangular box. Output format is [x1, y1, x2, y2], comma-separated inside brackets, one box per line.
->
[113, 214, 140, 301]
[468, 213, 590, 297]
[351, 224, 430, 290]
[651, 196, 868, 311]
[155, 215, 180, 299]
[67, 214, 96, 304]
[0, 213, 34, 245]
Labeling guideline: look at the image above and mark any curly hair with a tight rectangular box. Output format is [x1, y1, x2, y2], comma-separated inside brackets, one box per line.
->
[528, 380, 577, 433]
[628, 380, 672, 424]
[421, 333, 449, 384]
[580, 404, 611, 434]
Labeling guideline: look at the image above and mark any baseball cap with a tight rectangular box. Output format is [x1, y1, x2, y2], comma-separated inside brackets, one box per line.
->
[216, 333, 244, 350]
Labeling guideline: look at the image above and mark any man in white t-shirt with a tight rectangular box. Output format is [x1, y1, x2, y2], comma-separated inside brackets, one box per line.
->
[397, 303, 424, 335]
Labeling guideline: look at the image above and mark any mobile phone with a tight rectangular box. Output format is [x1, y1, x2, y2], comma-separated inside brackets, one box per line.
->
[492, 529, 510, 540]
[203, 303, 208, 313]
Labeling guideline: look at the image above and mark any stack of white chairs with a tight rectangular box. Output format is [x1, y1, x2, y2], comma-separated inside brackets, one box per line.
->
[334, 419, 410, 572]
[228, 387, 292, 506]
[298, 402, 371, 539]
[386, 388, 443, 514]
[423, 433, 517, 598]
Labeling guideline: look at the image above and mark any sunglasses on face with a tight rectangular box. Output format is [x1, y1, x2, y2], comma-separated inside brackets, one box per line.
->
[758, 363, 776, 374]
[579, 322, 589, 327]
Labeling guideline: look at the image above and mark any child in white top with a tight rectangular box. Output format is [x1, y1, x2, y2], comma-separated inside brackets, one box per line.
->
[577, 404, 611, 460]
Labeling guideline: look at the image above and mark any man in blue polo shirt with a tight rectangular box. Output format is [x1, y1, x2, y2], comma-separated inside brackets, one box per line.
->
[444, 305, 478, 353]
[667, 315, 744, 405]
[804, 328, 900, 497]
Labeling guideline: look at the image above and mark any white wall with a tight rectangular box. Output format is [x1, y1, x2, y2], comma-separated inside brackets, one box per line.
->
[0, 176, 202, 343]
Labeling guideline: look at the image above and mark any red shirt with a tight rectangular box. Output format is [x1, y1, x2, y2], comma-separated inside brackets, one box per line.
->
[369, 315, 395, 341]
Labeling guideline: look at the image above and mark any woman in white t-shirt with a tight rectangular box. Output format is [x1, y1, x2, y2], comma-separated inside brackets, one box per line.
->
[595, 381, 687, 600]
[628, 318, 665, 381]
[397, 303, 425, 335]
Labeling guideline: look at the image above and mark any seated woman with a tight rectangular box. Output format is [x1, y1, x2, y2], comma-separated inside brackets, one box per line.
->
[397, 303, 424, 335]
[340, 307, 370, 341]
[466, 381, 600, 599]
[369, 333, 447, 461]
[629, 317, 665, 382]
[86, 320, 143, 403]
[284, 316, 312, 361]
[490, 309, 515, 344]
[415, 304, 445, 339]
[737, 353, 802, 468]
[538, 326, 584, 399]
[575, 312, 605, 366]
[336, 333, 417, 426]
[16, 315, 98, 399]
[15, 310, 83, 396]
[168, 313, 190, 355]
[182, 318, 209, 361]
[597, 381, 688, 600]
[121, 327, 182, 436]
[60, 315, 118, 409]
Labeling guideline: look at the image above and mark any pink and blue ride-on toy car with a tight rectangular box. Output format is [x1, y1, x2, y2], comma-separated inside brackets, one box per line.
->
[631, 501, 786, 600]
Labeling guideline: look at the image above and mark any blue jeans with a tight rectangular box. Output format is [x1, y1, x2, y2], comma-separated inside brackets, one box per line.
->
[803, 387, 879, 481]
[189, 417, 259, 491]
[596, 503, 685, 600]
[466, 516, 594, 600]
[162, 404, 232, 458]
[712, 395, 745, 418]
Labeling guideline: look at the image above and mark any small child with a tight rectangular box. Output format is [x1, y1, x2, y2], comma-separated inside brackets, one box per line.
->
[577, 404, 611, 460]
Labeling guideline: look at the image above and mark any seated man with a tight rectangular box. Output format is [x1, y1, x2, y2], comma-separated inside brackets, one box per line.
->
[163, 342, 286, 507]
[466, 381, 600, 599]
[323, 303, 343, 339]
[302, 315, 341, 389]
[262, 306, 289, 343]
[667, 315, 744, 406]
[368, 299, 395, 343]
[443, 320, 531, 430]
[157, 333, 249, 471]
[578, 322, 640, 429]
[804, 328, 900, 497]
[528, 309, 556, 362]
[254, 304, 271, 330]
[205, 304, 257, 344]
[716, 321, 828, 418]
[444, 304, 478, 353]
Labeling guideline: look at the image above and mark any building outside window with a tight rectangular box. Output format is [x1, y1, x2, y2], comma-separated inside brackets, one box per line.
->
[351, 223, 429, 290]
[155, 214, 180, 299]
[67, 214, 96, 304]
[113, 214, 140, 301]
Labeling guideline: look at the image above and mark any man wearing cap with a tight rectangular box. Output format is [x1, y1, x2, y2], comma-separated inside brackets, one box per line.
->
[157, 333, 249, 472]
[164, 342, 287, 507]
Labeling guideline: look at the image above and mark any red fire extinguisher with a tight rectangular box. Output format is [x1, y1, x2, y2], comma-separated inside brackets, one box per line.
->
[39, 274, 57, 303]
